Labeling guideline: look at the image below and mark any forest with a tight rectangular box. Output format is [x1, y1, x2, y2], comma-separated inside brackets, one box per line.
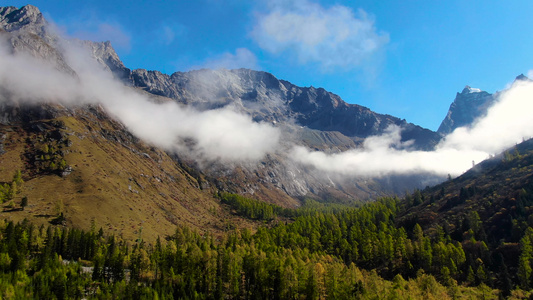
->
[2, 189, 533, 299]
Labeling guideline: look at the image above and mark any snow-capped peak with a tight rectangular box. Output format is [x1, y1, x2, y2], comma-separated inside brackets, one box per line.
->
[462, 85, 481, 94]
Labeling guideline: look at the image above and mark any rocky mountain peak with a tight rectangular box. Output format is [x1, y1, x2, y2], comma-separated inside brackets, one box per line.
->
[515, 73, 531, 82]
[0, 5, 75, 75]
[461, 85, 482, 94]
[0, 4, 130, 83]
[438, 85, 494, 134]
[75, 39, 132, 82]
[0, 5, 47, 36]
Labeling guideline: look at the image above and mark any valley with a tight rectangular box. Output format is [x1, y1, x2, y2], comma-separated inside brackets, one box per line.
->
[1, 4, 533, 299]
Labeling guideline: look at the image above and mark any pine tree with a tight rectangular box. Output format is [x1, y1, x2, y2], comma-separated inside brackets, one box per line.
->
[20, 196, 28, 210]
[518, 233, 533, 289]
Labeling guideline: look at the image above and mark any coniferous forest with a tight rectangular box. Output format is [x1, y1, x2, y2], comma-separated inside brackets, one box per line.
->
[3, 189, 533, 299]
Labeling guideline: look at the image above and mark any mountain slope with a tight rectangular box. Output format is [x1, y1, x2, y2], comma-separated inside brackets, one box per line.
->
[0, 4, 452, 239]
[127, 68, 443, 201]
[0, 102, 277, 241]
[400, 138, 533, 235]
[394, 138, 533, 289]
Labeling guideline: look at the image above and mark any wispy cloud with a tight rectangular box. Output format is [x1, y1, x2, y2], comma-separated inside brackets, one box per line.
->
[154, 22, 186, 46]
[251, 0, 389, 71]
[291, 126, 486, 177]
[192, 48, 259, 70]
[0, 36, 279, 163]
[51, 12, 131, 52]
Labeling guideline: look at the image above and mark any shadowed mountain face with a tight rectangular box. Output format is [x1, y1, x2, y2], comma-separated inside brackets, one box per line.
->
[0, 4, 447, 213]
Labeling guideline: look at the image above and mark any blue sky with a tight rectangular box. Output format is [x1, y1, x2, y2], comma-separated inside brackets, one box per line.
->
[5, 0, 533, 131]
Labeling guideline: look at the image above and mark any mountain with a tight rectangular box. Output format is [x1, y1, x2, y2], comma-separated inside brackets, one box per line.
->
[0, 5, 452, 240]
[2, 5, 533, 298]
[127, 68, 443, 201]
[1, 4, 446, 201]
[437, 85, 496, 134]
[437, 74, 531, 135]
[130, 68, 440, 150]
[386, 137, 533, 292]
[400, 137, 533, 236]
[0, 5, 269, 240]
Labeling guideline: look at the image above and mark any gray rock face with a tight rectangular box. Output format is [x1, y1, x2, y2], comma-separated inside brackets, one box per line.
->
[0, 5, 75, 74]
[0, 5, 130, 82]
[0, 5, 48, 39]
[75, 39, 132, 82]
[130, 68, 442, 199]
[0, 132, 5, 155]
[437, 86, 495, 134]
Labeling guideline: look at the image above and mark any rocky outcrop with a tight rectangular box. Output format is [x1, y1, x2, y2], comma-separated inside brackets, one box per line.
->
[0, 5, 49, 40]
[438, 74, 530, 135]
[0, 5, 75, 75]
[76, 40, 132, 83]
[0, 132, 5, 155]
[437, 86, 495, 135]
[1, 5, 130, 82]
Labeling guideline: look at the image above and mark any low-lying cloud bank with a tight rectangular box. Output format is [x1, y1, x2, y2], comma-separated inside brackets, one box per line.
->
[292, 79, 533, 177]
[0, 37, 280, 163]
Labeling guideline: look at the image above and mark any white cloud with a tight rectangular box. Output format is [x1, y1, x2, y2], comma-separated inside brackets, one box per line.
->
[291, 126, 485, 177]
[73, 22, 131, 51]
[193, 48, 259, 70]
[292, 79, 533, 177]
[51, 12, 131, 51]
[154, 23, 186, 46]
[251, 0, 389, 71]
[0, 36, 279, 163]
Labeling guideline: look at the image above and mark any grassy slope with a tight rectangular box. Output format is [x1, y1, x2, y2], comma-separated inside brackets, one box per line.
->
[0, 104, 262, 242]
